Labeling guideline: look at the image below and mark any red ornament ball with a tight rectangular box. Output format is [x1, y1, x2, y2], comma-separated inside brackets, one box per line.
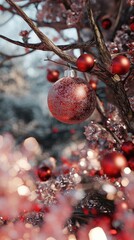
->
[47, 69, 59, 83]
[47, 76, 96, 124]
[121, 141, 134, 157]
[101, 152, 127, 177]
[37, 166, 51, 181]
[130, 22, 134, 31]
[101, 18, 112, 29]
[89, 80, 97, 90]
[111, 55, 130, 75]
[76, 54, 95, 72]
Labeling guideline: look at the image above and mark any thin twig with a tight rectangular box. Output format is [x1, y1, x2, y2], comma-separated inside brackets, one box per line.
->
[87, 0, 111, 66]
[6, 0, 77, 64]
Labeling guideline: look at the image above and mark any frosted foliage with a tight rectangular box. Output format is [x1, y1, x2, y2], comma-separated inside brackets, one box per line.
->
[36, 0, 86, 24]
[84, 123, 115, 149]
[37, 169, 78, 206]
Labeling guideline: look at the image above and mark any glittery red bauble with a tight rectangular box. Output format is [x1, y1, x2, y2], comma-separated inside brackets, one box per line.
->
[76, 54, 95, 72]
[101, 152, 127, 177]
[101, 18, 112, 29]
[47, 69, 59, 83]
[130, 22, 134, 31]
[47, 76, 96, 124]
[121, 141, 134, 157]
[37, 166, 51, 181]
[111, 55, 130, 75]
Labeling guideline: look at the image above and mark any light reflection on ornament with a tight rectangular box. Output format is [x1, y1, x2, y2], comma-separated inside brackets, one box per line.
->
[89, 227, 108, 240]
[17, 185, 30, 196]
[79, 158, 87, 168]
[68, 234, 77, 240]
[123, 167, 131, 174]
[46, 237, 56, 240]
[87, 149, 95, 158]
[17, 157, 31, 170]
[23, 137, 41, 154]
[8, 177, 23, 192]
[73, 173, 81, 184]
[121, 178, 129, 187]
[102, 184, 116, 195]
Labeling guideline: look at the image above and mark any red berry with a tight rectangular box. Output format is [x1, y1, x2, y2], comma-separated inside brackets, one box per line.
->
[111, 55, 130, 75]
[47, 76, 96, 124]
[130, 22, 134, 31]
[19, 30, 29, 37]
[121, 141, 134, 157]
[101, 152, 127, 177]
[101, 18, 112, 29]
[52, 127, 59, 133]
[37, 166, 51, 181]
[47, 69, 59, 83]
[0, 6, 4, 11]
[89, 80, 97, 90]
[76, 54, 95, 72]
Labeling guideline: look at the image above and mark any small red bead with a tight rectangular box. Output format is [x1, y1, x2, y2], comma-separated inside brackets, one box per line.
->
[101, 152, 127, 177]
[111, 55, 130, 75]
[76, 54, 95, 72]
[52, 127, 59, 133]
[101, 18, 112, 29]
[130, 22, 134, 31]
[19, 30, 29, 37]
[83, 208, 89, 215]
[37, 166, 52, 181]
[47, 69, 59, 83]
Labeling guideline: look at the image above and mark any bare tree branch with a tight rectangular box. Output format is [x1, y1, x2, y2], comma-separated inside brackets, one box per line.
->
[87, 0, 111, 66]
[0, 34, 95, 52]
[6, 0, 77, 64]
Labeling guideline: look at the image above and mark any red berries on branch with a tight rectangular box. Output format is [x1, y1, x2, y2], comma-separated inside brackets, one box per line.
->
[111, 55, 131, 75]
[76, 54, 95, 72]
[47, 69, 60, 83]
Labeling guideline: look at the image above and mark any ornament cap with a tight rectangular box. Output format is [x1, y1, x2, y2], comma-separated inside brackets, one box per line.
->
[64, 69, 77, 78]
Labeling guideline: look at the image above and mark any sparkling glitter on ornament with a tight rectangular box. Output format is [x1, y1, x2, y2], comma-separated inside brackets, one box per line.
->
[47, 73, 96, 124]
[37, 166, 52, 181]
[101, 152, 127, 177]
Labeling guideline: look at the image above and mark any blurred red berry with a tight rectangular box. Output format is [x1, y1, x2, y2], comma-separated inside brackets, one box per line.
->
[101, 152, 127, 177]
[47, 69, 59, 83]
[37, 166, 52, 181]
[101, 18, 112, 29]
